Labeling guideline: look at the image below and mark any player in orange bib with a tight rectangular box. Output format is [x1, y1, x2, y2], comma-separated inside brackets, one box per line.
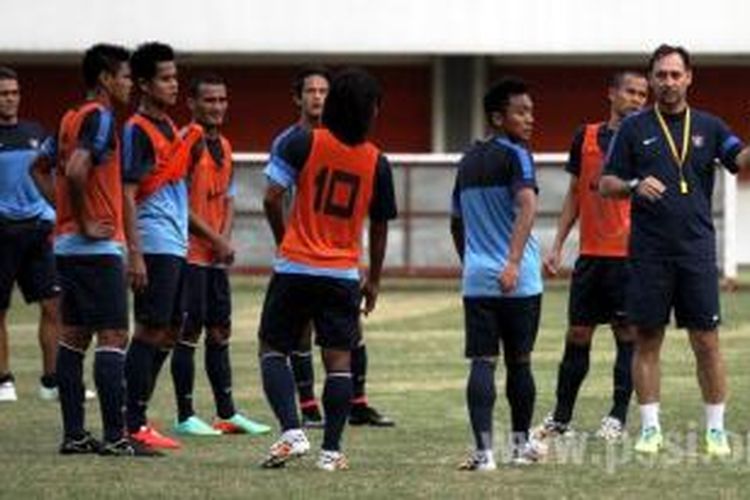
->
[33, 44, 159, 456]
[258, 69, 397, 471]
[533, 71, 648, 442]
[169, 74, 270, 437]
[268, 66, 394, 428]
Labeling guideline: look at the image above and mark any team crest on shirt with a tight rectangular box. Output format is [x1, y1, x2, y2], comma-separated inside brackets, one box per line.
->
[691, 135, 705, 148]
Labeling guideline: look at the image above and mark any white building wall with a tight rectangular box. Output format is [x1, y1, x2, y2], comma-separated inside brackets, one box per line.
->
[2, 0, 750, 55]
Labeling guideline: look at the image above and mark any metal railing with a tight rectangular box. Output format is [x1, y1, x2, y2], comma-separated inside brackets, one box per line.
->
[230, 152, 732, 277]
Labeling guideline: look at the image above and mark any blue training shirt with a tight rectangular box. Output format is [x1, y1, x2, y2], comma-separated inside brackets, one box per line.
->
[0, 121, 55, 222]
[122, 113, 188, 257]
[604, 107, 743, 260]
[452, 136, 543, 298]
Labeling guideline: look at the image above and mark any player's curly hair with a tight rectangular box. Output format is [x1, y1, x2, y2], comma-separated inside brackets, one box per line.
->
[322, 68, 382, 146]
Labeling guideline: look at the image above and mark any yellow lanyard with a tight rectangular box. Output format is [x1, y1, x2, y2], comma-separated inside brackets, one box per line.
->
[654, 106, 691, 194]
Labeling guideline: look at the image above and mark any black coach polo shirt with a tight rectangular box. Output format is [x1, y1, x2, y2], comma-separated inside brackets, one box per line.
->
[604, 107, 743, 260]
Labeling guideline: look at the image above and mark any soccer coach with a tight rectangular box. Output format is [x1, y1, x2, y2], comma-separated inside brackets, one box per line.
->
[600, 44, 750, 456]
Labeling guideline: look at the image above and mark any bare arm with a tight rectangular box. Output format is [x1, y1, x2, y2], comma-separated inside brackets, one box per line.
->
[450, 216, 464, 263]
[263, 183, 287, 246]
[544, 176, 579, 276]
[600, 174, 665, 201]
[189, 206, 234, 265]
[123, 184, 147, 291]
[499, 187, 537, 294]
[361, 220, 388, 315]
[30, 155, 56, 207]
[736, 145, 750, 170]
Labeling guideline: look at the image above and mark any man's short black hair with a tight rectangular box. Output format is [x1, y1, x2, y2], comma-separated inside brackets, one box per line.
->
[130, 42, 175, 82]
[648, 44, 691, 73]
[292, 65, 331, 99]
[189, 73, 226, 98]
[608, 70, 646, 89]
[82, 44, 130, 89]
[0, 66, 18, 82]
[322, 67, 381, 146]
[483, 77, 529, 122]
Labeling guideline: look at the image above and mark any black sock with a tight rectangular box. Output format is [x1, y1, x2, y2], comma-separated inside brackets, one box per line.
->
[94, 349, 126, 443]
[0, 372, 13, 384]
[506, 361, 535, 442]
[57, 345, 85, 439]
[171, 343, 196, 422]
[610, 338, 634, 423]
[322, 372, 353, 451]
[553, 342, 591, 424]
[290, 351, 316, 406]
[125, 339, 156, 432]
[351, 344, 367, 405]
[148, 348, 170, 399]
[466, 358, 496, 451]
[261, 354, 299, 431]
[40, 373, 57, 388]
[206, 341, 235, 419]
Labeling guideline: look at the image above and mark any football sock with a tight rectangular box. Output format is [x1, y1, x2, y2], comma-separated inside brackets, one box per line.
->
[639, 402, 660, 430]
[205, 341, 235, 419]
[553, 342, 591, 424]
[290, 350, 316, 405]
[125, 339, 156, 432]
[171, 342, 196, 422]
[466, 358, 496, 451]
[322, 371, 353, 452]
[57, 345, 85, 439]
[705, 403, 725, 431]
[506, 360, 535, 443]
[610, 338, 634, 423]
[261, 353, 300, 431]
[94, 348, 126, 443]
[351, 344, 368, 405]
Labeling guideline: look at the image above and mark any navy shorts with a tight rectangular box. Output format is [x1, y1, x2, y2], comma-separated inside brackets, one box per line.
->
[184, 264, 231, 333]
[56, 254, 128, 330]
[568, 256, 628, 326]
[626, 258, 720, 330]
[259, 273, 361, 353]
[134, 254, 187, 328]
[463, 294, 541, 358]
[0, 218, 59, 310]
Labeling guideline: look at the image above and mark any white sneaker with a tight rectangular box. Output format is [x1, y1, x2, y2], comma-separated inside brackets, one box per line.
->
[511, 439, 546, 465]
[260, 429, 310, 468]
[38, 386, 97, 401]
[532, 412, 572, 442]
[596, 416, 625, 441]
[316, 450, 350, 471]
[458, 450, 497, 471]
[0, 380, 18, 402]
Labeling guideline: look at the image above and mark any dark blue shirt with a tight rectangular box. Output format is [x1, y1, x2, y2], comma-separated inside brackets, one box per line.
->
[0, 121, 54, 221]
[604, 107, 743, 260]
[451, 136, 542, 298]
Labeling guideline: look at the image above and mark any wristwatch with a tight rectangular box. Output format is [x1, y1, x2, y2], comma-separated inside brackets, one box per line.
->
[627, 178, 640, 193]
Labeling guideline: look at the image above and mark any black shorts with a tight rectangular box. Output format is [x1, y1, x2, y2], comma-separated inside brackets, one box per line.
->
[259, 273, 361, 354]
[134, 254, 187, 328]
[568, 256, 628, 326]
[0, 218, 59, 310]
[56, 254, 128, 330]
[463, 294, 541, 358]
[184, 264, 231, 333]
[627, 258, 720, 330]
